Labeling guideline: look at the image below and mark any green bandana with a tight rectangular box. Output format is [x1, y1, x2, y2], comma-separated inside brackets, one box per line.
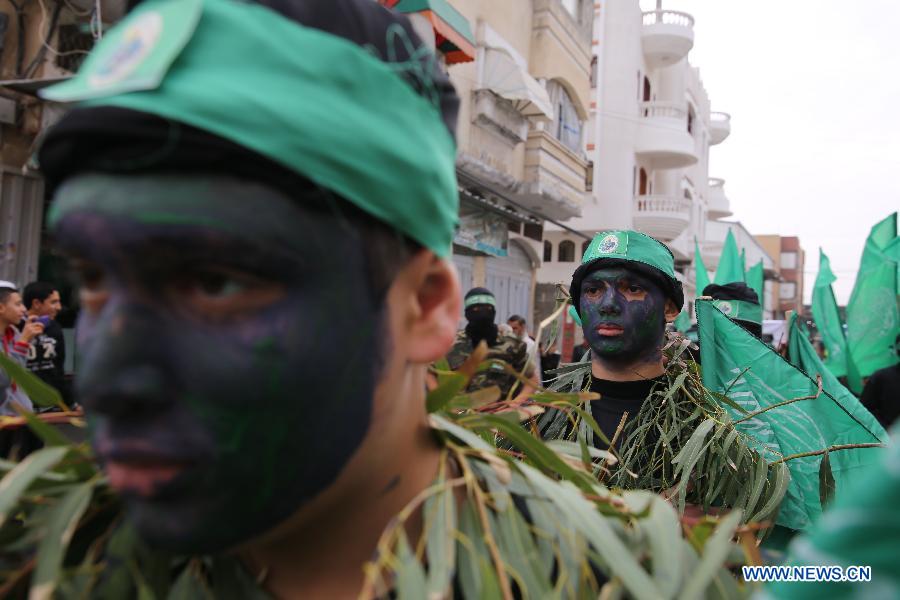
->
[580, 230, 677, 280]
[712, 299, 763, 327]
[464, 294, 496, 309]
[42, 0, 459, 256]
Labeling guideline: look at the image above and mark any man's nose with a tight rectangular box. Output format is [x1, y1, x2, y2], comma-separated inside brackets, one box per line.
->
[598, 287, 621, 315]
[75, 296, 175, 419]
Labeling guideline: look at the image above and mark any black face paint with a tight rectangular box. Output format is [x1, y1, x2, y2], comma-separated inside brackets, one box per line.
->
[464, 304, 497, 347]
[51, 174, 384, 553]
[579, 267, 668, 365]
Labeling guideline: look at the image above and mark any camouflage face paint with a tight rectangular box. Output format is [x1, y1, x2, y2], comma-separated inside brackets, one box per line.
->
[579, 267, 668, 366]
[52, 174, 382, 553]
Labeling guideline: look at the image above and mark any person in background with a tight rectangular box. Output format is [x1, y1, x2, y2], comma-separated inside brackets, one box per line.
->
[539, 340, 561, 386]
[22, 282, 70, 406]
[0, 281, 43, 458]
[702, 282, 763, 339]
[860, 333, 900, 429]
[508, 314, 541, 375]
[447, 288, 537, 399]
[571, 338, 591, 363]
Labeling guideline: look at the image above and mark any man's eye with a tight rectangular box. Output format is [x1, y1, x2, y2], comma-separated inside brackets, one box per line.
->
[193, 271, 246, 298]
[628, 285, 643, 294]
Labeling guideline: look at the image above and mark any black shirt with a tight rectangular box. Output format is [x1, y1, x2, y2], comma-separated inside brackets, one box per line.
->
[860, 364, 900, 429]
[588, 376, 666, 450]
[23, 320, 70, 406]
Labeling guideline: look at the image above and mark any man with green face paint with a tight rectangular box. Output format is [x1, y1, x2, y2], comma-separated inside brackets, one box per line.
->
[37, 0, 468, 596]
[563, 230, 683, 449]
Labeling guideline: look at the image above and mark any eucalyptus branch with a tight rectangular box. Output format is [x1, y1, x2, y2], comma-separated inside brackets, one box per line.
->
[773, 443, 885, 465]
[733, 376, 823, 424]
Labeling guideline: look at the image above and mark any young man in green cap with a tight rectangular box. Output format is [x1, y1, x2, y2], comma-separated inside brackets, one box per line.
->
[562, 230, 683, 449]
[446, 287, 536, 399]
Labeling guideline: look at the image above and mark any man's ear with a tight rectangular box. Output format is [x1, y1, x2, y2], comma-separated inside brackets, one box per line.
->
[664, 299, 681, 323]
[395, 250, 461, 364]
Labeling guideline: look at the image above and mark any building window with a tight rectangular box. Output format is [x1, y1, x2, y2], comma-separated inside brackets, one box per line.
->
[781, 251, 798, 269]
[590, 56, 598, 88]
[543, 240, 553, 262]
[780, 282, 797, 300]
[558, 240, 576, 262]
[687, 104, 696, 135]
[547, 81, 583, 154]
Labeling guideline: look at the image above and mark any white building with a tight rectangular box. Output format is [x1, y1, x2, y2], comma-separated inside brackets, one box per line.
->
[534, 0, 774, 331]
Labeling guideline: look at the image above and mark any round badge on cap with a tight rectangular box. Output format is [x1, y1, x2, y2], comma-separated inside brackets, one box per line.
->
[718, 301, 733, 316]
[598, 234, 619, 254]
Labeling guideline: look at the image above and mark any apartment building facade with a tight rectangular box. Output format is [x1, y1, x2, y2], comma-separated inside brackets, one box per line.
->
[390, 0, 594, 325]
[757, 235, 806, 318]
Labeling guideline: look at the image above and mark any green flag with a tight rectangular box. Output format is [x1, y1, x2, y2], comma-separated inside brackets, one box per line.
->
[694, 238, 710, 295]
[674, 309, 691, 333]
[698, 300, 886, 531]
[741, 247, 747, 276]
[786, 314, 887, 448]
[746, 260, 765, 308]
[811, 249, 849, 378]
[714, 229, 745, 285]
[846, 213, 899, 383]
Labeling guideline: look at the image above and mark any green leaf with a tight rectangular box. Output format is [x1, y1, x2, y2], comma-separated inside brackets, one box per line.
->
[0, 446, 68, 527]
[424, 481, 456, 597]
[167, 561, 213, 600]
[0, 353, 67, 410]
[678, 509, 743, 600]
[750, 461, 789, 523]
[30, 480, 95, 600]
[818, 450, 836, 509]
[623, 491, 683, 598]
[426, 372, 468, 413]
[394, 533, 427, 600]
[743, 454, 770, 517]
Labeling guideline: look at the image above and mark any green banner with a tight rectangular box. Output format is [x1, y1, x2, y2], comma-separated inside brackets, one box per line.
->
[714, 229, 745, 285]
[811, 250, 849, 378]
[846, 213, 899, 382]
[694, 238, 710, 295]
[674, 309, 691, 333]
[787, 314, 887, 447]
[746, 259, 765, 308]
[698, 300, 886, 531]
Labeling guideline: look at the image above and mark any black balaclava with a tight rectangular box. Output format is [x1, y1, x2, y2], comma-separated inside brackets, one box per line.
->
[464, 287, 498, 347]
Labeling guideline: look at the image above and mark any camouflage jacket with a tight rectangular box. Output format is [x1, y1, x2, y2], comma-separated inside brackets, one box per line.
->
[446, 330, 534, 397]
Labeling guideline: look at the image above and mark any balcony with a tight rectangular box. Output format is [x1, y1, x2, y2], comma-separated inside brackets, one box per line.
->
[707, 178, 732, 220]
[633, 194, 691, 241]
[516, 129, 588, 221]
[710, 112, 732, 145]
[642, 9, 695, 68]
[635, 101, 698, 169]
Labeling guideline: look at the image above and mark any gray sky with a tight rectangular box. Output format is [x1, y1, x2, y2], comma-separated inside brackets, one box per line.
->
[641, 0, 900, 304]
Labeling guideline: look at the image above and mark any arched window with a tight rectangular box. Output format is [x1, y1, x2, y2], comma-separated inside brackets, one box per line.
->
[687, 104, 696, 135]
[547, 81, 583, 154]
[543, 240, 553, 262]
[582, 240, 591, 258]
[558, 240, 576, 262]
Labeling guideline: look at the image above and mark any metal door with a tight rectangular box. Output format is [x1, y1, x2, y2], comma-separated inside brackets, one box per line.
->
[486, 242, 533, 326]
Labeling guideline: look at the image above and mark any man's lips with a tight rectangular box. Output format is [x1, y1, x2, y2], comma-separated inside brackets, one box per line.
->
[105, 459, 194, 497]
[595, 324, 624, 336]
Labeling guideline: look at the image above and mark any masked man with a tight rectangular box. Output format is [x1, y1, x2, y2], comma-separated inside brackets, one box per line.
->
[446, 287, 536, 399]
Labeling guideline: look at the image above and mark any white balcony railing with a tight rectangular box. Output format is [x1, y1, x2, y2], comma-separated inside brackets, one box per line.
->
[634, 194, 692, 240]
[640, 100, 687, 121]
[635, 194, 691, 215]
[642, 9, 695, 28]
[710, 112, 732, 145]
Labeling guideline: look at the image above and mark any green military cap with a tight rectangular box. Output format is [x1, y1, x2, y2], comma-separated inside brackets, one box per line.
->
[703, 283, 763, 328]
[568, 230, 685, 325]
